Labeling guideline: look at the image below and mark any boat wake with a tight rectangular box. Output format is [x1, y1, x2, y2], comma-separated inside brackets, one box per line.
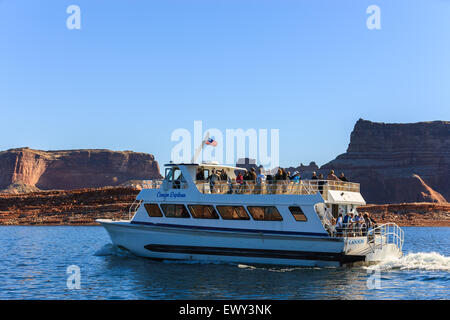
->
[94, 243, 135, 257]
[367, 252, 450, 272]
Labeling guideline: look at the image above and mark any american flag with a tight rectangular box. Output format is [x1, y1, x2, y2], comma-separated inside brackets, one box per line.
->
[205, 137, 218, 147]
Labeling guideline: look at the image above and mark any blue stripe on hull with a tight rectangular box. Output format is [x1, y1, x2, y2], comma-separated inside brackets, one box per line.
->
[144, 244, 365, 264]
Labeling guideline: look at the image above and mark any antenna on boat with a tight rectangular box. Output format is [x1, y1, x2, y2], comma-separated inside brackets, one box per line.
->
[191, 131, 210, 164]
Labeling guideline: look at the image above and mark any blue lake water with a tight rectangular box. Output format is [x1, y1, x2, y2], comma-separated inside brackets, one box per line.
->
[0, 226, 448, 300]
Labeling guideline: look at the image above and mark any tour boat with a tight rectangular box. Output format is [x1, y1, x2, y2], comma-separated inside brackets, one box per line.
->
[97, 159, 404, 267]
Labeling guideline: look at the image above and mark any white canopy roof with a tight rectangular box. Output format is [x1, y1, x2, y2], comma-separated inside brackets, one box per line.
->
[327, 190, 366, 205]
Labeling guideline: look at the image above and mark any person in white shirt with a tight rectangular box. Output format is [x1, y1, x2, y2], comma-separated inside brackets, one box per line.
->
[256, 168, 266, 194]
[335, 213, 343, 236]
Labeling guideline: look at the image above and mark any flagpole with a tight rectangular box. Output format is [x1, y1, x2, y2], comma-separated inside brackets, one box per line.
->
[191, 131, 210, 163]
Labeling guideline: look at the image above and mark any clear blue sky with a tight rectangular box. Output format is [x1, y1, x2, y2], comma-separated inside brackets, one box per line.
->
[1, 0, 449, 170]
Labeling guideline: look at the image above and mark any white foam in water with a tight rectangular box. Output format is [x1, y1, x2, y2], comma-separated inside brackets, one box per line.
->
[94, 243, 133, 257]
[368, 252, 450, 272]
[238, 264, 257, 270]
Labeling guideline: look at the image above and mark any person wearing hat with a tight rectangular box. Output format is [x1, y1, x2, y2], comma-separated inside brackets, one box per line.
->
[293, 171, 301, 183]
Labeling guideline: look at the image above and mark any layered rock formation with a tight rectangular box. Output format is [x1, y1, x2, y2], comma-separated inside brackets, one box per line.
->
[0, 148, 162, 193]
[0, 187, 140, 225]
[321, 119, 449, 204]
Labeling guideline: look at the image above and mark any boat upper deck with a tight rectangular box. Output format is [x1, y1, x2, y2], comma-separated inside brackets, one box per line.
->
[137, 162, 363, 203]
[139, 163, 361, 200]
[140, 178, 360, 201]
[193, 179, 360, 199]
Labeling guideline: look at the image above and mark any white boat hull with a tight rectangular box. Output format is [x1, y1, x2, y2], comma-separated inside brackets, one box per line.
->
[98, 220, 361, 267]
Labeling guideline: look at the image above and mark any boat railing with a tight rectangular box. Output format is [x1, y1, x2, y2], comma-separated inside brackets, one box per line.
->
[338, 222, 404, 254]
[367, 222, 404, 252]
[195, 180, 359, 197]
[141, 180, 163, 189]
[128, 199, 143, 220]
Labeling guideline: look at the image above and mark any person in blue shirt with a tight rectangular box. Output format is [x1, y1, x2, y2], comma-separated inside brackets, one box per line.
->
[292, 171, 301, 183]
[353, 212, 362, 235]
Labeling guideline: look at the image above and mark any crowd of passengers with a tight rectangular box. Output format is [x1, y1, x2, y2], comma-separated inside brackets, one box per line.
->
[195, 167, 350, 194]
[332, 211, 378, 237]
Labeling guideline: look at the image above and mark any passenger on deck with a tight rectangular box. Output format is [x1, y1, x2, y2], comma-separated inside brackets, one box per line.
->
[348, 213, 356, 236]
[247, 168, 257, 193]
[362, 213, 371, 234]
[318, 174, 325, 194]
[281, 169, 289, 193]
[236, 172, 244, 184]
[335, 213, 344, 236]
[220, 170, 228, 181]
[343, 212, 351, 230]
[207, 169, 220, 193]
[196, 168, 204, 180]
[353, 212, 362, 235]
[282, 169, 288, 180]
[339, 172, 348, 182]
[256, 168, 266, 194]
[275, 168, 283, 181]
[311, 172, 318, 180]
[235, 172, 244, 194]
[327, 170, 340, 181]
[368, 214, 377, 228]
[292, 171, 301, 183]
[274, 169, 283, 194]
[250, 167, 257, 180]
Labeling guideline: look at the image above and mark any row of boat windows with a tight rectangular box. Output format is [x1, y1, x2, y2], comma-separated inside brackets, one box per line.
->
[143, 203, 308, 222]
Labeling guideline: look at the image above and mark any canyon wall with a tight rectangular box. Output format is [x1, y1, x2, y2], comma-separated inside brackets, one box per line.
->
[0, 148, 162, 193]
[321, 119, 449, 204]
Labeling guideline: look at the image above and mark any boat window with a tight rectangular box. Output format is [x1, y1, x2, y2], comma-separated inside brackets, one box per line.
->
[216, 206, 250, 220]
[289, 206, 308, 222]
[144, 203, 163, 217]
[160, 204, 191, 218]
[188, 205, 219, 219]
[165, 168, 173, 181]
[203, 169, 210, 180]
[247, 206, 283, 221]
[173, 169, 182, 181]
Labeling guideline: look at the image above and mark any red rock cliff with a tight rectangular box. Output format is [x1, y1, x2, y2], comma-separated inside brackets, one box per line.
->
[0, 148, 162, 193]
[321, 119, 449, 204]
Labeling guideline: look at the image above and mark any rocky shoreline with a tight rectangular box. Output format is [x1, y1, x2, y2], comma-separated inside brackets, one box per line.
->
[0, 187, 139, 225]
[358, 203, 450, 227]
[0, 187, 448, 226]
